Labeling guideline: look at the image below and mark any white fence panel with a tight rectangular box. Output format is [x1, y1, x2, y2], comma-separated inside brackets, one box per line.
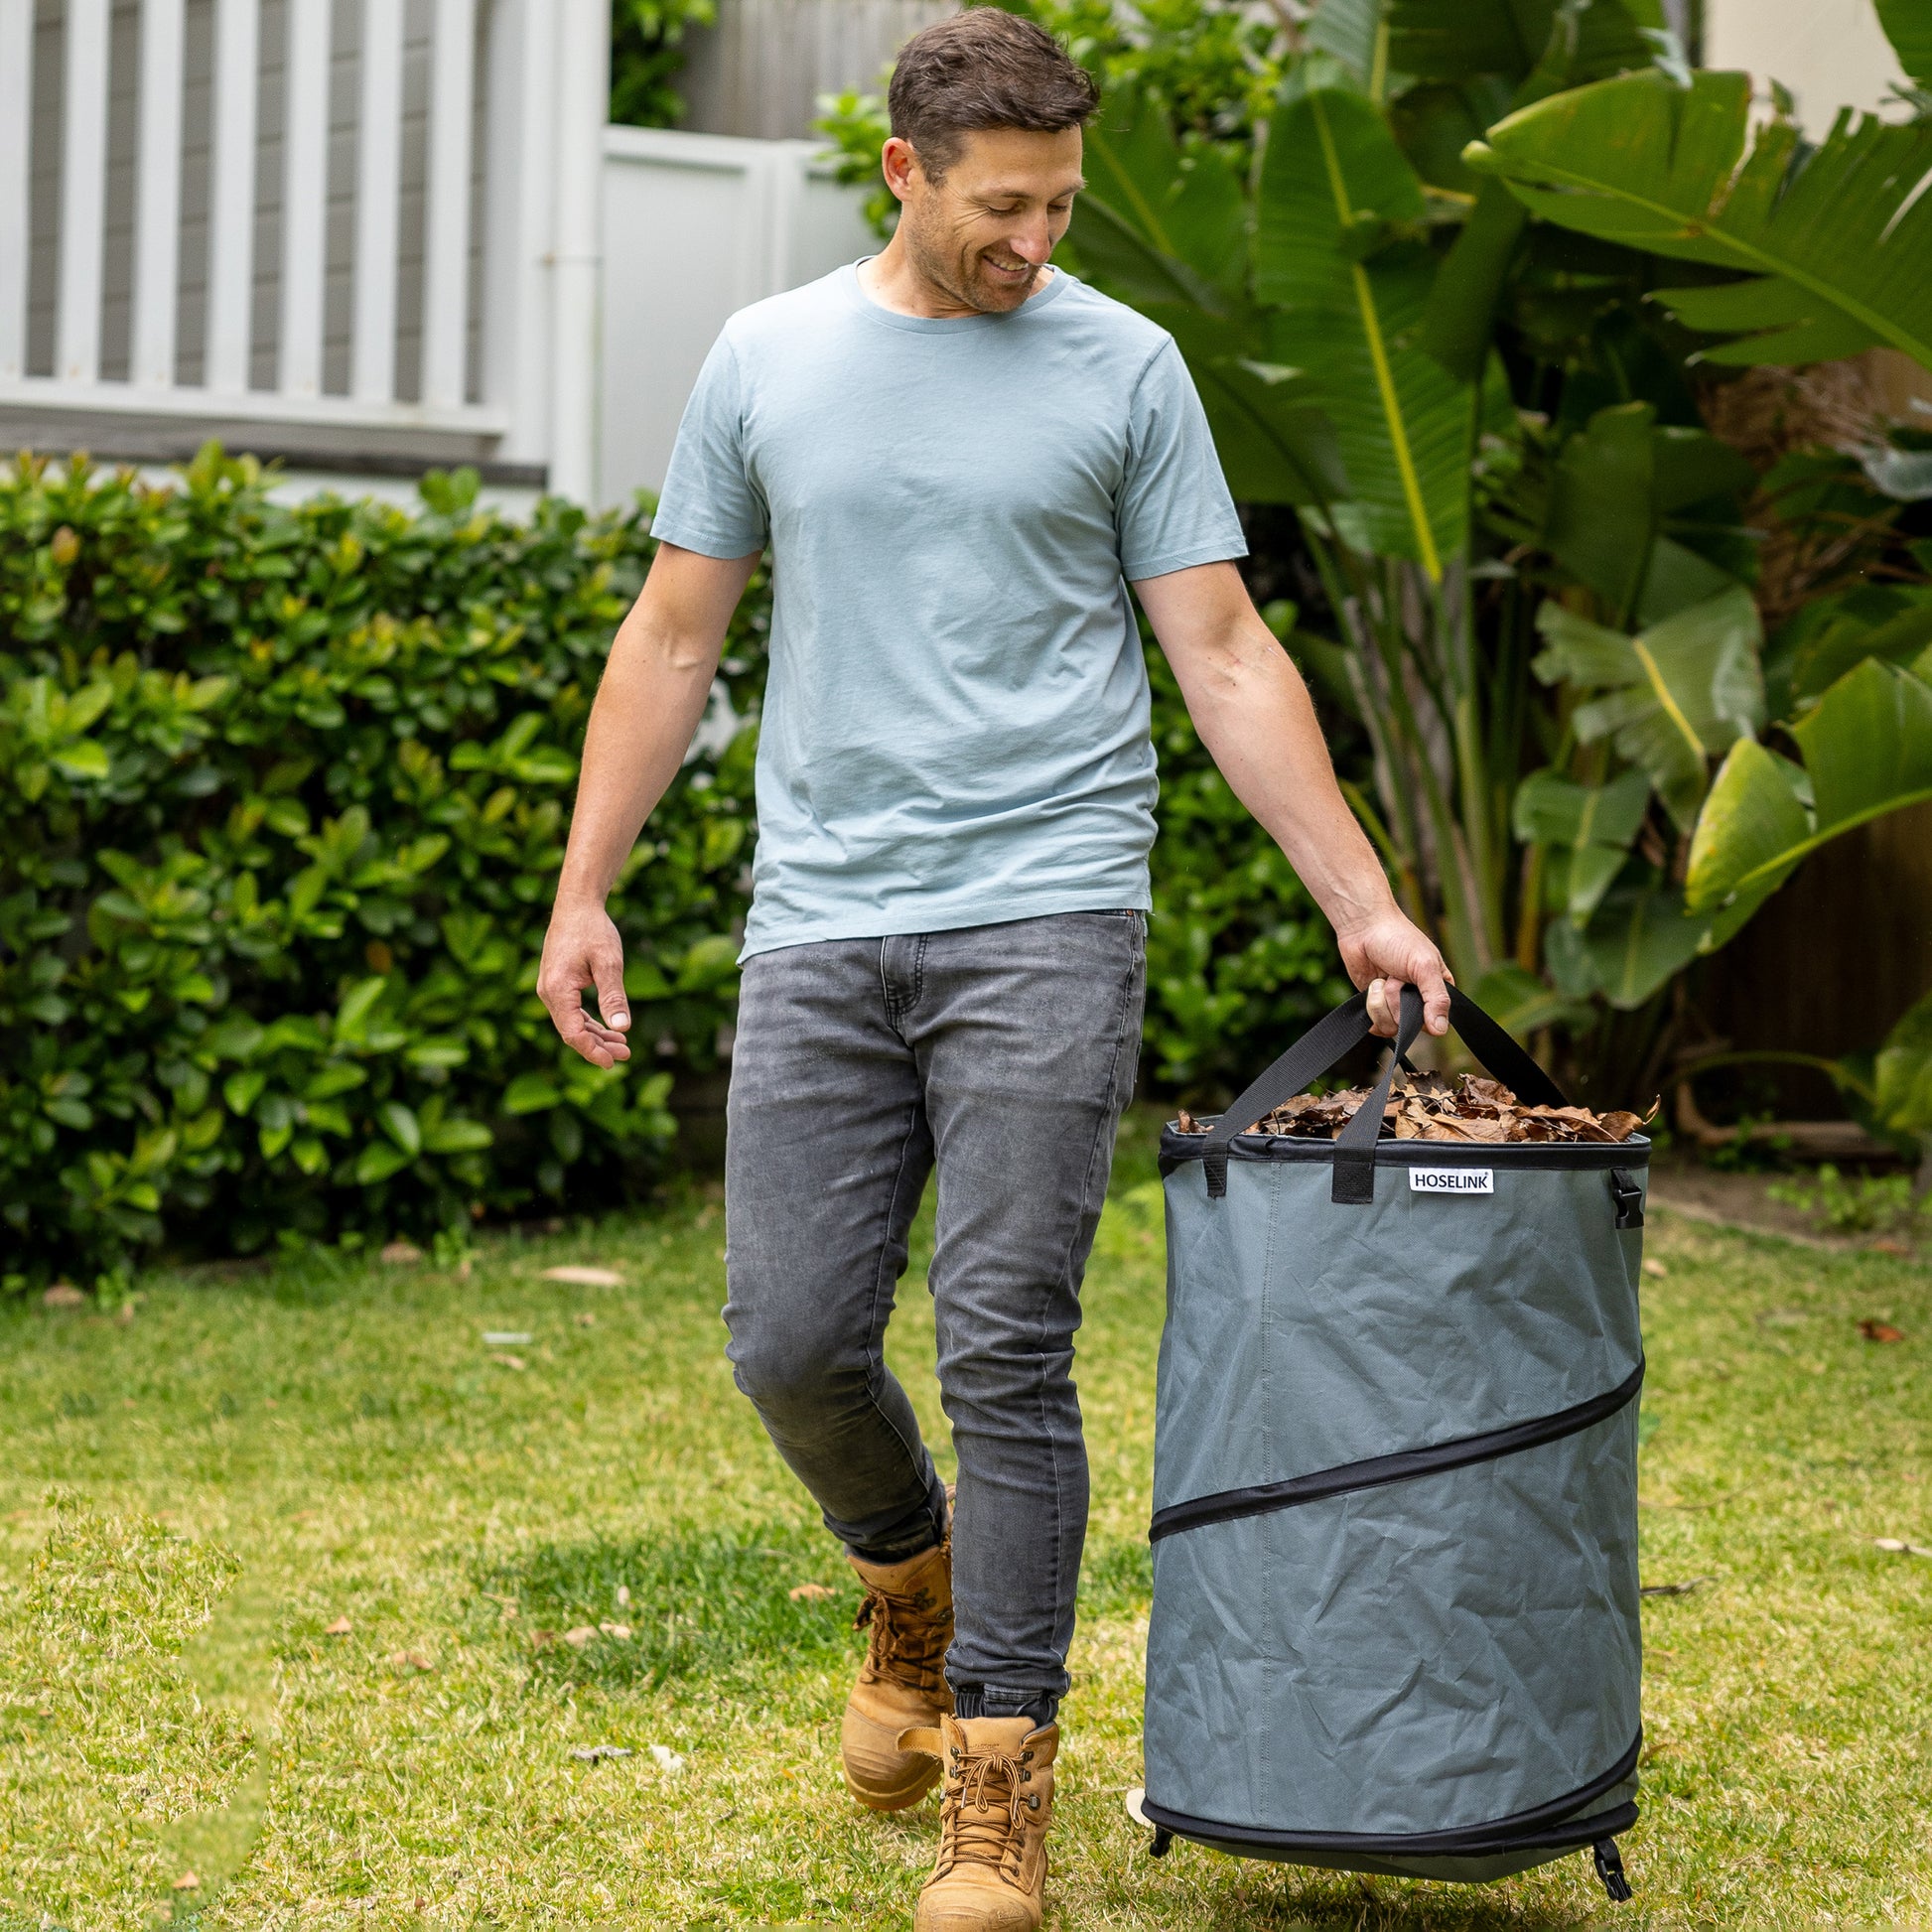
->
[599, 125, 871, 504]
[4, 0, 582, 477]
[56, 0, 112, 383]
[132, 0, 187, 389]
[0, 0, 30, 381]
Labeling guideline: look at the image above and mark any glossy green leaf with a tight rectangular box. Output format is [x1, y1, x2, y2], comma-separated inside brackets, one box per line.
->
[1389, 0, 1662, 84]
[1307, 0, 1388, 91]
[1571, 881, 1711, 1010]
[1782, 594, 1932, 709]
[1876, 0, 1932, 89]
[1071, 96, 1347, 509]
[1649, 277, 1878, 366]
[1874, 985, 1932, 1134]
[223, 1070, 267, 1116]
[1687, 656, 1932, 925]
[501, 1072, 562, 1115]
[1541, 402, 1753, 626]
[1256, 78, 1474, 573]
[377, 1101, 422, 1158]
[49, 741, 111, 781]
[1421, 184, 1527, 381]
[1534, 585, 1764, 829]
[422, 1117, 492, 1156]
[1512, 763, 1651, 847]
[405, 1035, 472, 1071]
[354, 1141, 413, 1185]
[1467, 960, 1591, 1036]
[1071, 81, 1249, 303]
[1467, 69, 1932, 370]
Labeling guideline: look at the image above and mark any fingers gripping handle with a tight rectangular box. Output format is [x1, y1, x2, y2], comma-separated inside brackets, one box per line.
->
[1199, 984, 1570, 1203]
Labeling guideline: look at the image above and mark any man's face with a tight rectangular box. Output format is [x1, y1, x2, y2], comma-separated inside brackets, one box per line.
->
[888, 125, 1085, 315]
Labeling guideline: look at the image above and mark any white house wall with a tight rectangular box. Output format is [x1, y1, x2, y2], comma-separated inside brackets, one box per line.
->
[1703, 0, 1908, 132]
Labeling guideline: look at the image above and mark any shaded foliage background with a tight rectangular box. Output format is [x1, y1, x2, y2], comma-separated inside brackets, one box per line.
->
[0, 453, 759, 1290]
[0, 449, 1342, 1291]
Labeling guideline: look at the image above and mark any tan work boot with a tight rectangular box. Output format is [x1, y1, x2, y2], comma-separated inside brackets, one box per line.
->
[841, 1538, 954, 1809]
[900, 1714, 1058, 1932]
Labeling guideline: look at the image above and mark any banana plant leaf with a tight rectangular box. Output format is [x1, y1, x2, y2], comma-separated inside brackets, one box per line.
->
[1468, 960, 1592, 1036]
[1256, 73, 1474, 573]
[1874, 985, 1932, 1136]
[1779, 590, 1932, 710]
[1069, 90, 1349, 507]
[1685, 654, 1932, 929]
[1073, 81, 1249, 304]
[1308, 0, 1390, 92]
[1876, 0, 1932, 90]
[1544, 878, 1710, 1010]
[1540, 400, 1755, 625]
[1464, 69, 1932, 371]
[1389, 0, 1662, 87]
[1415, 1, 1665, 378]
[1513, 763, 1653, 922]
[1534, 584, 1765, 830]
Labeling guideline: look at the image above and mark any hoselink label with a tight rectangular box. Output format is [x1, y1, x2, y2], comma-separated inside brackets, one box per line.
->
[1409, 1167, 1494, 1193]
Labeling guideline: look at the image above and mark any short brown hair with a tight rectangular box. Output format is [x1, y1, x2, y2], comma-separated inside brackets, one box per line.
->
[888, 10, 1099, 179]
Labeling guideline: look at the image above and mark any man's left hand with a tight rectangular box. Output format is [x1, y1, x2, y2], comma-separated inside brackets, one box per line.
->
[1336, 909, 1453, 1038]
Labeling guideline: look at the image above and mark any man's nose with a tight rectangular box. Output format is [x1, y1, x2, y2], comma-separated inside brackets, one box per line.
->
[1010, 219, 1054, 265]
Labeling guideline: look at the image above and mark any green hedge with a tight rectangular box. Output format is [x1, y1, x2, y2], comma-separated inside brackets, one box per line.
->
[1, 450, 1341, 1292]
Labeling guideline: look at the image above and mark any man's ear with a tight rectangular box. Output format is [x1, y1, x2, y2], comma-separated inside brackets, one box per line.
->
[881, 135, 922, 204]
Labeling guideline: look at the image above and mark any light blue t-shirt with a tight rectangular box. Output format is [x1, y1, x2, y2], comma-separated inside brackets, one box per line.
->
[651, 261, 1246, 959]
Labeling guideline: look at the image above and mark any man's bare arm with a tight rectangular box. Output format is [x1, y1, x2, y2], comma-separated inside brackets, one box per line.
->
[1133, 560, 1451, 1037]
[538, 542, 760, 1067]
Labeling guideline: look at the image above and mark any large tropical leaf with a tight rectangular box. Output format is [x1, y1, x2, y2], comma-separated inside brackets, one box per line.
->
[1513, 763, 1652, 922]
[1685, 654, 1932, 927]
[1411, 1, 1667, 379]
[1533, 584, 1765, 829]
[1874, 985, 1932, 1136]
[1070, 91, 1348, 507]
[1255, 74, 1474, 573]
[1073, 81, 1248, 305]
[1775, 585, 1932, 711]
[1539, 401, 1755, 626]
[1389, 0, 1661, 86]
[1307, 0, 1388, 92]
[1545, 879, 1709, 1010]
[1465, 69, 1932, 370]
[1876, 0, 1932, 91]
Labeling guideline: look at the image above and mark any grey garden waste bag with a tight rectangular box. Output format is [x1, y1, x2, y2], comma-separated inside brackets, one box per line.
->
[1140, 984, 1646, 1901]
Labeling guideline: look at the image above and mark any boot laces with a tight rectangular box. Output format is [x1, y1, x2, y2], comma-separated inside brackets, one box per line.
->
[939, 1740, 1034, 1878]
[854, 1584, 948, 1691]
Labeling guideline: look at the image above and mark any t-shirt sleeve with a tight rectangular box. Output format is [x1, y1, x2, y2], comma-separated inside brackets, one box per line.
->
[648, 333, 769, 558]
[1116, 337, 1247, 581]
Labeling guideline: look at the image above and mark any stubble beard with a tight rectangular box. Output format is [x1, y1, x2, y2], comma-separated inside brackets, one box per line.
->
[901, 207, 1037, 316]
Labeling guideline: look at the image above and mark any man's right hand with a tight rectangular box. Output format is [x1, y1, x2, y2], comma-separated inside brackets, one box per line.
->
[538, 899, 632, 1068]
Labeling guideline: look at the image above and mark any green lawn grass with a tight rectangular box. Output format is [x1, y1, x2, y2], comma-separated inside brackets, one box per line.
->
[3, 1109, 1929, 1930]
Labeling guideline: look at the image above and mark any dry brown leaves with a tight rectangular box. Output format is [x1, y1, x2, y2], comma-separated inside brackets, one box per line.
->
[1177, 1072, 1655, 1145]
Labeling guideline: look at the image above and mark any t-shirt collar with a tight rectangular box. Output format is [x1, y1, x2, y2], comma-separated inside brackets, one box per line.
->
[841, 257, 1075, 334]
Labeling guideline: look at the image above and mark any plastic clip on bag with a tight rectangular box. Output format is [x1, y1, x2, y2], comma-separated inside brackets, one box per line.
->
[1137, 984, 1647, 1897]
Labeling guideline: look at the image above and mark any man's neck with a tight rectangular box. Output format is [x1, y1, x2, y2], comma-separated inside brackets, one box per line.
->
[858, 235, 1054, 320]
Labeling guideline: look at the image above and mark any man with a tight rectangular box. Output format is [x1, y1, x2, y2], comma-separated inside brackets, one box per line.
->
[539, 11, 1450, 1927]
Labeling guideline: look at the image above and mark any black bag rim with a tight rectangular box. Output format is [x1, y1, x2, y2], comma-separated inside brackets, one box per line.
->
[1162, 1125, 1651, 1178]
[1142, 1733, 1641, 1859]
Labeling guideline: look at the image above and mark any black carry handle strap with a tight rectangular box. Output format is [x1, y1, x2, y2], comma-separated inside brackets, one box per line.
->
[1200, 983, 1569, 1203]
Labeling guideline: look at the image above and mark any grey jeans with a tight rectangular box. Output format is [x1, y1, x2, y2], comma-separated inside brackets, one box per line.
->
[722, 910, 1147, 1713]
